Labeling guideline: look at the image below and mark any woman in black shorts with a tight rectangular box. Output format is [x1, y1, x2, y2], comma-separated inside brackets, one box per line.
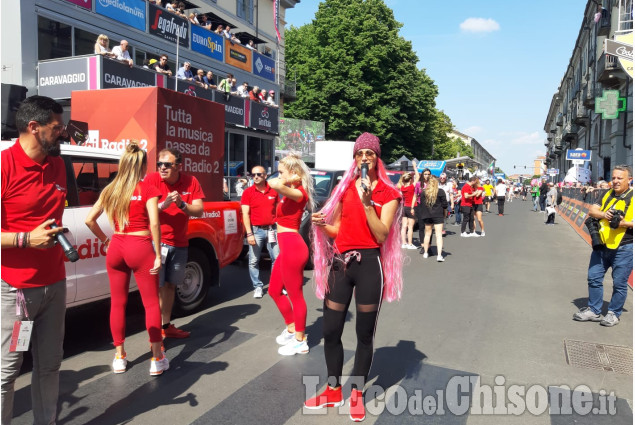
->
[307, 133, 402, 422]
[419, 176, 448, 261]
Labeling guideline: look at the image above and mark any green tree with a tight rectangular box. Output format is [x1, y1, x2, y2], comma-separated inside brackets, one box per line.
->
[429, 110, 473, 160]
[284, 0, 438, 162]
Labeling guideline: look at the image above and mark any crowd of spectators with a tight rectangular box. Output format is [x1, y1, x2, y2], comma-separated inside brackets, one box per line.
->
[150, 0, 254, 47]
[95, 33, 279, 106]
[90, 0, 280, 105]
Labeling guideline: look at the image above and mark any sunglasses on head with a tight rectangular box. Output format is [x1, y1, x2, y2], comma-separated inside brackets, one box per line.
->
[157, 162, 175, 168]
[253, 172, 265, 177]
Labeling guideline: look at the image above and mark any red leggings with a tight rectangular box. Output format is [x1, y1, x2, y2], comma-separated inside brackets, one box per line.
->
[106, 234, 162, 346]
[269, 232, 309, 332]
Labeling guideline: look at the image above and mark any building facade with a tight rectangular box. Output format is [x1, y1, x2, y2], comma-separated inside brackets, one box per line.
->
[1, 0, 299, 180]
[534, 155, 546, 177]
[448, 129, 496, 171]
[544, 0, 632, 183]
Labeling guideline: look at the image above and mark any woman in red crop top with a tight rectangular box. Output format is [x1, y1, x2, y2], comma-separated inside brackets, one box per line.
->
[85, 143, 168, 376]
[397, 172, 417, 249]
[305, 133, 402, 421]
[267, 153, 314, 356]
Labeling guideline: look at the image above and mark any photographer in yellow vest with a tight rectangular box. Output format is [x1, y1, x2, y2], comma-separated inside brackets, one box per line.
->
[573, 165, 633, 327]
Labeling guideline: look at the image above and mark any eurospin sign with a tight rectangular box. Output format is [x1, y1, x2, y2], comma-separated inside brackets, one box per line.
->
[190, 25, 223, 62]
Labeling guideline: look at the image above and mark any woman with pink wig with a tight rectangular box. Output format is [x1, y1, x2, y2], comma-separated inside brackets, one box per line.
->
[304, 133, 403, 422]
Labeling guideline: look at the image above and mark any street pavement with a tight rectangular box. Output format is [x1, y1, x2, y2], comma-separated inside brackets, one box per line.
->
[10, 198, 633, 424]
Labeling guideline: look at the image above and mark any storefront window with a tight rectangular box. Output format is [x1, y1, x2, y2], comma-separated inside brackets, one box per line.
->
[247, 136, 262, 174]
[227, 132, 245, 176]
[74, 28, 99, 56]
[38, 16, 72, 60]
[262, 138, 274, 174]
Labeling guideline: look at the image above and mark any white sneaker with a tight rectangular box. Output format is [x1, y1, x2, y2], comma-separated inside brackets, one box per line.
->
[112, 354, 127, 374]
[278, 336, 309, 356]
[407, 244, 418, 250]
[401, 243, 408, 249]
[437, 255, 445, 262]
[480, 232, 485, 237]
[254, 287, 263, 298]
[422, 252, 429, 258]
[461, 232, 470, 237]
[149, 355, 170, 376]
[469, 232, 479, 237]
[276, 328, 296, 345]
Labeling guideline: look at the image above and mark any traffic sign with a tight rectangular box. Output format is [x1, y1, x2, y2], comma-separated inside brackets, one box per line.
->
[566, 149, 591, 161]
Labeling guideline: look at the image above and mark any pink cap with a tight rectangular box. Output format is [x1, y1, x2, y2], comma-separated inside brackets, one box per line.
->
[353, 132, 381, 157]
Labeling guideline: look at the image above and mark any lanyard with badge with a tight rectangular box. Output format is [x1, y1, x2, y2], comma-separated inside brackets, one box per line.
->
[9, 289, 33, 352]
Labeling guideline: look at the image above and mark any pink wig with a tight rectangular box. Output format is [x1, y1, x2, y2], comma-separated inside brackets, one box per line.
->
[311, 157, 404, 302]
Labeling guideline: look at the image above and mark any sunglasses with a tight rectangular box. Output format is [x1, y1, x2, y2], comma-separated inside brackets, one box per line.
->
[355, 150, 376, 158]
[157, 162, 175, 168]
[253, 173, 265, 177]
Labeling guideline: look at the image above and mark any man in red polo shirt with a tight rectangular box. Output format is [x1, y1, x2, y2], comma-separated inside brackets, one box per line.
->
[460, 176, 478, 237]
[1, 96, 69, 425]
[145, 148, 204, 339]
[241, 165, 279, 299]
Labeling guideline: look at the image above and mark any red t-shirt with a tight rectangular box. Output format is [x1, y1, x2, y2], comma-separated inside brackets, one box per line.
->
[276, 186, 308, 230]
[400, 184, 417, 207]
[145, 172, 205, 247]
[241, 183, 278, 226]
[114, 180, 161, 232]
[460, 184, 474, 207]
[1, 140, 67, 288]
[473, 186, 484, 205]
[335, 179, 401, 253]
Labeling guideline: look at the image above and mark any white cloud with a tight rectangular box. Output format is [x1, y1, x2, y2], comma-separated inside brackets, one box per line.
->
[463, 126, 483, 135]
[510, 131, 543, 145]
[459, 18, 500, 33]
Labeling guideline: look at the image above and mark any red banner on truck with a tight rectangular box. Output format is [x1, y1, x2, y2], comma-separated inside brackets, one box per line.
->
[71, 87, 225, 201]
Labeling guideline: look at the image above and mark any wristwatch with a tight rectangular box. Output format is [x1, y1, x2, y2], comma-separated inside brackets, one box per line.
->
[179, 202, 188, 211]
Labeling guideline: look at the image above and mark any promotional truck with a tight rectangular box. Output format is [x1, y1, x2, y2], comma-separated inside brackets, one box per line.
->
[1, 87, 244, 313]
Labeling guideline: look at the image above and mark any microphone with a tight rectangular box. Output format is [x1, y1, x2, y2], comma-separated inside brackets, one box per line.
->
[360, 163, 369, 192]
[50, 223, 79, 262]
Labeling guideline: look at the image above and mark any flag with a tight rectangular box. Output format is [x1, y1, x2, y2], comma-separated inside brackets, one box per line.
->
[488, 161, 495, 174]
[274, 0, 281, 44]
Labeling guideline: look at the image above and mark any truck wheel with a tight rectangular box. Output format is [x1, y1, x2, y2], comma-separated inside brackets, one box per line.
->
[175, 247, 211, 313]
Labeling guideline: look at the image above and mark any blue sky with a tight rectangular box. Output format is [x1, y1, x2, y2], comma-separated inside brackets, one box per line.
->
[285, 0, 586, 175]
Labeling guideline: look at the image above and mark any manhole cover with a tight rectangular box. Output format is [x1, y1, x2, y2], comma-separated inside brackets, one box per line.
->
[564, 339, 632, 375]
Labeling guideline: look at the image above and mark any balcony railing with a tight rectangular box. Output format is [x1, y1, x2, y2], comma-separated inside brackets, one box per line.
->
[38, 55, 280, 134]
[573, 100, 589, 126]
[563, 122, 580, 140]
[597, 53, 624, 83]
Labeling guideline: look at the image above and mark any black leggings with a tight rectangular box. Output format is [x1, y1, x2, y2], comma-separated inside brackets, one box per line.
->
[460, 206, 474, 233]
[323, 249, 383, 389]
[497, 196, 505, 214]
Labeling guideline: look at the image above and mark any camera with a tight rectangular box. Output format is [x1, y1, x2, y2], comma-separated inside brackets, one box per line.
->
[609, 208, 626, 229]
[584, 217, 603, 250]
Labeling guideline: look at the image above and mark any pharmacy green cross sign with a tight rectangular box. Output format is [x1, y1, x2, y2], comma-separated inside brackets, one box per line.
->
[595, 90, 627, 119]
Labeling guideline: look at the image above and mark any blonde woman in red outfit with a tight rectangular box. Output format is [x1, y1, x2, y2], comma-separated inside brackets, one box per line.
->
[268, 154, 315, 355]
[85, 143, 168, 376]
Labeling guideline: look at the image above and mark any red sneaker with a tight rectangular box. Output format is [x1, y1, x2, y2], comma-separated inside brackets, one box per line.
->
[349, 389, 365, 422]
[304, 386, 344, 409]
[162, 324, 190, 339]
